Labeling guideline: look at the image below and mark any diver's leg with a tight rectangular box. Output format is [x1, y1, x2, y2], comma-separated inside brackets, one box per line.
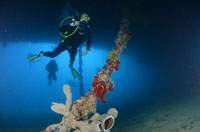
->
[68, 48, 79, 78]
[68, 48, 78, 68]
[43, 43, 66, 58]
[28, 43, 67, 61]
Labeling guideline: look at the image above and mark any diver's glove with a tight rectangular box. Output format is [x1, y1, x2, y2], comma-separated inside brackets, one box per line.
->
[82, 49, 89, 56]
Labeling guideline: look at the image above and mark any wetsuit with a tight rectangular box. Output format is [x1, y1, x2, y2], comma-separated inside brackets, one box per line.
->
[43, 19, 91, 67]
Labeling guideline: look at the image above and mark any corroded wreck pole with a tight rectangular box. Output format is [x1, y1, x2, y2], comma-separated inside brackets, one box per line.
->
[43, 19, 131, 132]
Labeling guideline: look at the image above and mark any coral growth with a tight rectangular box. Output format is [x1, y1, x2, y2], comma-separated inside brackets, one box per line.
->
[43, 85, 118, 132]
[42, 19, 131, 132]
[87, 19, 131, 103]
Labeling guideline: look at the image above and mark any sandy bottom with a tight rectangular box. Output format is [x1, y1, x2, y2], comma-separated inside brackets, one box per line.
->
[1, 96, 200, 132]
[112, 96, 200, 132]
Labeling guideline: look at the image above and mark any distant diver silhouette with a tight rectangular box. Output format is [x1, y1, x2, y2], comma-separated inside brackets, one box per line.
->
[46, 60, 58, 86]
[28, 13, 91, 78]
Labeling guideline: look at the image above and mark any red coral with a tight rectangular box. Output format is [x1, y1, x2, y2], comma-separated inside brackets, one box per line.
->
[100, 89, 108, 103]
[108, 69, 113, 76]
[92, 75, 99, 87]
[93, 81, 106, 98]
[115, 60, 120, 70]
[92, 75, 109, 103]
[106, 60, 120, 75]
[127, 32, 132, 39]
[73, 101, 78, 105]
[109, 82, 114, 91]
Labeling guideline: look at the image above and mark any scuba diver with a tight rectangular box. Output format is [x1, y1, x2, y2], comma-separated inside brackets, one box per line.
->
[46, 60, 58, 86]
[28, 13, 91, 78]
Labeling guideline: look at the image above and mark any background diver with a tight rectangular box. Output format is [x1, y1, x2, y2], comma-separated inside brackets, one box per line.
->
[46, 60, 58, 86]
[28, 13, 91, 78]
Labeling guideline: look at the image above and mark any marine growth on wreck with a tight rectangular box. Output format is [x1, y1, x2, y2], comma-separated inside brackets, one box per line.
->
[42, 19, 131, 132]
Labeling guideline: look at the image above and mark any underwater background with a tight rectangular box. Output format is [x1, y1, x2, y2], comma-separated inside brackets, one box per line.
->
[1, 0, 200, 131]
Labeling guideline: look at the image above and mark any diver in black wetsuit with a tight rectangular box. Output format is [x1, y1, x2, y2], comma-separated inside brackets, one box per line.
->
[28, 13, 91, 78]
[46, 60, 58, 86]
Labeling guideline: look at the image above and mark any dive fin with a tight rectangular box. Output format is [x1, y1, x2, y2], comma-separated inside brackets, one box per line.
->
[70, 67, 79, 78]
[28, 52, 42, 61]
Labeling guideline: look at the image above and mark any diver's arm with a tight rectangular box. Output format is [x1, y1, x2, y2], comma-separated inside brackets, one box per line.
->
[59, 18, 76, 32]
[59, 19, 80, 35]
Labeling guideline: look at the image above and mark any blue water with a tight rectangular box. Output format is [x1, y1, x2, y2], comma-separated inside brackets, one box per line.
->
[0, 42, 165, 131]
